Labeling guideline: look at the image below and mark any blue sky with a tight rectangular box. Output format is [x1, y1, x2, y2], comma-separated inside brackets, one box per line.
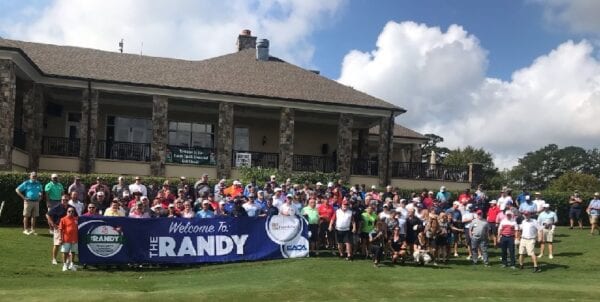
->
[1, 0, 599, 169]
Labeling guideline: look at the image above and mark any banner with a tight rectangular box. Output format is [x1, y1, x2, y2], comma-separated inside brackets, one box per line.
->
[166, 146, 215, 165]
[77, 215, 309, 265]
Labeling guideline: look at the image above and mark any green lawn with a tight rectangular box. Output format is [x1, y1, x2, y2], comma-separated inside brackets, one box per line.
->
[1, 226, 599, 301]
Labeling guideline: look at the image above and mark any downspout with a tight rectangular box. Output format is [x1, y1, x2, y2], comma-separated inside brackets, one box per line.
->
[386, 110, 394, 186]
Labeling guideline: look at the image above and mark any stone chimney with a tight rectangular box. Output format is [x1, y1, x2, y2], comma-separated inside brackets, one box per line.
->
[236, 29, 256, 51]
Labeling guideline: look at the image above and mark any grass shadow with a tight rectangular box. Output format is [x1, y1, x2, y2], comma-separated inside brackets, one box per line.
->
[554, 252, 583, 257]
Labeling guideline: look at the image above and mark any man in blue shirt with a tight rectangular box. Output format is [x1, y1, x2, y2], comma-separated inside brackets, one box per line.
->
[537, 204, 558, 259]
[586, 192, 600, 235]
[15, 172, 42, 235]
[519, 196, 538, 218]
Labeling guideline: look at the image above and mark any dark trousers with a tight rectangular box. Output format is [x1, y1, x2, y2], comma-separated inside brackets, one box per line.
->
[370, 244, 384, 263]
[500, 236, 515, 266]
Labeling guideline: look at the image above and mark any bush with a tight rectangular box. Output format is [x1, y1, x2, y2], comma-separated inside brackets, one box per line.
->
[237, 167, 340, 187]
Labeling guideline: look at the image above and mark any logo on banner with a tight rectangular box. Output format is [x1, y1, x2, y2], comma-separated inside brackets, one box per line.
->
[265, 215, 302, 244]
[281, 236, 309, 258]
[86, 224, 124, 258]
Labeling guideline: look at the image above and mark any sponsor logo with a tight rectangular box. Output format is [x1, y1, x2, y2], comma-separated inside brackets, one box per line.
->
[265, 215, 302, 244]
[280, 236, 309, 258]
[85, 224, 124, 258]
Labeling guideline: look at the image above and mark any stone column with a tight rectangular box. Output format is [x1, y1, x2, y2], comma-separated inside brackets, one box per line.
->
[150, 95, 168, 176]
[377, 115, 394, 187]
[279, 107, 294, 173]
[217, 103, 233, 179]
[79, 88, 99, 173]
[0, 60, 16, 170]
[337, 113, 353, 182]
[23, 83, 44, 171]
[357, 128, 369, 159]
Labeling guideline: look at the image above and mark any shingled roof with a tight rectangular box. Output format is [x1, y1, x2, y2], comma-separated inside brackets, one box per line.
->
[0, 38, 403, 111]
[369, 124, 427, 140]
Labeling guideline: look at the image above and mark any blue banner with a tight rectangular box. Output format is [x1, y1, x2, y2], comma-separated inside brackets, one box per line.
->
[77, 215, 309, 265]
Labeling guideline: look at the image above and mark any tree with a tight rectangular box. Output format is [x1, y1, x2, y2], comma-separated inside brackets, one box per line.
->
[421, 134, 450, 163]
[547, 171, 600, 192]
[442, 146, 499, 188]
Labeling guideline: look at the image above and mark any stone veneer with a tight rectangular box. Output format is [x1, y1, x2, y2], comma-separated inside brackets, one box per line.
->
[337, 113, 353, 182]
[378, 115, 394, 187]
[279, 107, 295, 173]
[0, 60, 16, 170]
[150, 95, 168, 176]
[79, 89, 99, 173]
[217, 103, 233, 179]
[22, 83, 44, 171]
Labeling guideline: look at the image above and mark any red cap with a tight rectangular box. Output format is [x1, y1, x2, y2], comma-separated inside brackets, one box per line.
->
[476, 210, 483, 215]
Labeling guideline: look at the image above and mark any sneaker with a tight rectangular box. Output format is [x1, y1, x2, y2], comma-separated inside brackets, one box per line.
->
[23, 230, 30, 235]
[532, 267, 541, 273]
[453, 253, 459, 257]
[510, 266, 516, 270]
[52, 259, 58, 265]
[62, 264, 68, 272]
[30, 230, 37, 236]
[466, 255, 472, 260]
[538, 254, 543, 258]
[549, 254, 553, 259]
[49, 229, 54, 235]
[69, 263, 77, 271]
[478, 255, 483, 260]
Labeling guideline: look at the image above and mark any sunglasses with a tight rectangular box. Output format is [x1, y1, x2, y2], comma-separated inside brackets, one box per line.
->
[67, 210, 75, 213]
[88, 207, 96, 209]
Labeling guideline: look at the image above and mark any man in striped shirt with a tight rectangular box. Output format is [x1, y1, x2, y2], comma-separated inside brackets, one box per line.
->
[497, 211, 518, 268]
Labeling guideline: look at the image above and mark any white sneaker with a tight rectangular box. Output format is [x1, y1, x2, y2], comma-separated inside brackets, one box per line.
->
[466, 255, 472, 260]
[30, 229, 37, 236]
[49, 229, 54, 235]
[52, 259, 58, 265]
[549, 254, 553, 259]
[538, 254, 543, 258]
[62, 264, 68, 272]
[23, 230, 30, 235]
[69, 264, 77, 271]
[478, 255, 483, 260]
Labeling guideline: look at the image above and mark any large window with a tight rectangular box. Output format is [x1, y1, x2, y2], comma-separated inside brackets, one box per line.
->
[107, 116, 153, 143]
[168, 122, 214, 148]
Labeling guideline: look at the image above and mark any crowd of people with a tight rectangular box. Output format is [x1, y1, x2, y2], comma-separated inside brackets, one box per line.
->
[15, 171, 600, 272]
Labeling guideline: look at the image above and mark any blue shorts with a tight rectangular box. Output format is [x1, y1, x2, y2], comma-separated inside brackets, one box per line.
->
[61, 243, 78, 254]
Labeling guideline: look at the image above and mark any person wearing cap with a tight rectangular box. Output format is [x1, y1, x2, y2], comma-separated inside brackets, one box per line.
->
[268, 175, 278, 188]
[272, 188, 285, 208]
[243, 194, 260, 217]
[196, 200, 215, 218]
[194, 174, 211, 199]
[519, 194, 538, 219]
[586, 193, 600, 235]
[129, 201, 150, 218]
[150, 200, 166, 218]
[486, 200, 501, 247]
[445, 201, 463, 257]
[88, 176, 110, 201]
[255, 191, 268, 212]
[537, 204, 558, 259]
[224, 180, 244, 198]
[45, 173, 64, 212]
[314, 182, 325, 196]
[517, 211, 541, 272]
[90, 190, 109, 213]
[516, 189, 530, 208]
[67, 191, 84, 216]
[422, 191, 435, 210]
[469, 210, 490, 266]
[368, 185, 380, 201]
[462, 204, 476, 260]
[128, 176, 147, 197]
[279, 194, 296, 216]
[46, 194, 74, 265]
[16, 172, 43, 235]
[497, 210, 518, 268]
[104, 199, 126, 217]
[156, 180, 176, 204]
[569, 191, 584, 229]
[177, 176, 195, 200]
[497, 190, 513, 212]
[68, 176, 87, 204]
[329, 199, 356, 260]
[111, 176, 128, 200]
[167, 203, 180, 218]
[436, 186, 450, 203]
[532, 192, 546, 214]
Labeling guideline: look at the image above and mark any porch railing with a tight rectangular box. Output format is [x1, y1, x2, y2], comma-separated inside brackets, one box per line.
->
[292, 154, 335, 172]
[13, 128, 26, 150]
[390, 162, 469, 182]
[97, 140, 151, 162]
[231, 150, 279, 168]
[42, 136, 80, 157]
[351, 159, 378, 176]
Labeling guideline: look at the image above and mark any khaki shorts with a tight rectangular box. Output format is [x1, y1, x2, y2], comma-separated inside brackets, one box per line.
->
[590, 215, 599, 225]
[518, 238, 536, 256]
[541, 228, 553, 243]
[53, 230, 62, 246]
[23, 201, 39, 217]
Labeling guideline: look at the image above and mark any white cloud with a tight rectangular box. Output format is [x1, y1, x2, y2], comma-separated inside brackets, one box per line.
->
[338, 21, 600, 169]
[535, 0, 600, 35]
[2, 0, 345, 66]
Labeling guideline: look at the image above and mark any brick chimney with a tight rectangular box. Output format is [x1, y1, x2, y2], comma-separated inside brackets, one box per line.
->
[237, 29, 256, 51]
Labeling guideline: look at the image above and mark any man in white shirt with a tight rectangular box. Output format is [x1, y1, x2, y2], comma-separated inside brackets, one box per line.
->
[329, 200, 356, 260]
[272, 188, 286, 208]
[128, 176, 147, 197]
[67, 191, 84, 216]
[518, 211, 541, 272]
[533, 192, 546, 214]
[497, 190, 513, 211]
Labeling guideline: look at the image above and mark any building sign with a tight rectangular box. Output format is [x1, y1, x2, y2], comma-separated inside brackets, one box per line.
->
[235, 152, 252, 167]
[77, 215, 309, 265]
[167, 146, 215, 165]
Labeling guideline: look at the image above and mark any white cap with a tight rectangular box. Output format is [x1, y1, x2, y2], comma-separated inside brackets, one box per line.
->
[233, 180, 242, 185]
[316, 182, 323, 186]
[202, 200, 210, 205]
[327, 182, 334, 187]
[489, 200, 497, 204]
[51, 173, 58, 178]
[371, 185, 377, 189]
[274, 188, 282, 192]
[286, 194, 293, 198]
[543, 203, 550, 208]
[96, 191, 105, 196]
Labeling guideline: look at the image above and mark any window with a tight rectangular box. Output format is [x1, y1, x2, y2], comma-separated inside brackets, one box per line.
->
[234, 127, 249, 151]
[168, 121, 214, 148]
[107, 116, 152, 143]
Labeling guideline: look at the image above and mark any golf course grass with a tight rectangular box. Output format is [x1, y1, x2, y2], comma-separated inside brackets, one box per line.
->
[1, 226, 599, 301]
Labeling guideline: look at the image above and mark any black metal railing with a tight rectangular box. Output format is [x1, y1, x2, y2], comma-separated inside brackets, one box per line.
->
[97, 140, 151, 162]
[42, 136, 80, 157]
[351, 159, 378, 176]
[167, 145, 216, 166]
[13, 128, 26, 150]
[231, 150, 279, 168]
[391, 162, 469, 182]
[292, 154, 335, 172]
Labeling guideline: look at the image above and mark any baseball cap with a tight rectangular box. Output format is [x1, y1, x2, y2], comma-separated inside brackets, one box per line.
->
[51, 173, 58, 178]
[180, 176, 186, 180]
[274, 188, 282, 192]
[543, 203, 550, 208]
[371, 185, 377, 189]
[316, 182, 323, 186]
[202, 200, 210, 205]
[594, 192, 599, 196]
[383, 204, 389, 208]
[286, 194, 293, 198]
[505, 211, 513, 216]
[476, 209, 483, 215]
[327, 182, 334, 187]
[534, 192, 541, 195]
[75, 176, 81, 180]
[440, 186, 446, 191]
[233, 180, 242, 185]
[168, 203, 175, 208]
[152, 204, 162, 210]
[489, 200, 497, 204]
[453, 201, 460, 206]
[202, 173, 209, 177]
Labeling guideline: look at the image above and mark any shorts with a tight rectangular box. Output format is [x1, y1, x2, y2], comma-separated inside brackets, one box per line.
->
[336, 230, 352, 244]
[541, 228, 553, 243]
[488, 223, 498, 236]
[360, 232, 370, 241]
[23, 201, 39, 217]
[61, 242, 78, 254]
[53, 230, 62, 246]
[590, 215, 599, 225]
[518, 238, 536, 256]
[308, 224, 318, 241]
[48, 200, 60, 209]
[570, 208, 582, 220]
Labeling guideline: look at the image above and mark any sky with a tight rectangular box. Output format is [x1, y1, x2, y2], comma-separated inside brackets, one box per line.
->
[1, 0, 599, 170]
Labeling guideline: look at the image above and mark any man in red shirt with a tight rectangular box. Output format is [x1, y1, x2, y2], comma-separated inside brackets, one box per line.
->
[486, 200, 501, 246]
[458, 188, 472, 205]
[318, 196, 335, 251]
[497, 211, 518, 269]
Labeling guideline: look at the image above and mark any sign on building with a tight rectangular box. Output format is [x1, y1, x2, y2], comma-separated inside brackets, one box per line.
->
[166, 146, 215, 165]
[235, 152, 252, 167]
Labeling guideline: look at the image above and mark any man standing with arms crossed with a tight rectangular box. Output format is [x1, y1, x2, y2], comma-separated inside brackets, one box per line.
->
[15, 172, 42, 235]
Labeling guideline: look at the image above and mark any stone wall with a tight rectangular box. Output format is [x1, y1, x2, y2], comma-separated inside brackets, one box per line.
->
[217, 103, 233, 179]
[337, 113, 353, 182]
[150, 95, 168, 176]
[79, 89, 98, 173]
[279, 107, 295, 173]
[0, 60, 16, 170]
[377, 115, 394, 187]
[23, 83, 44, 171]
